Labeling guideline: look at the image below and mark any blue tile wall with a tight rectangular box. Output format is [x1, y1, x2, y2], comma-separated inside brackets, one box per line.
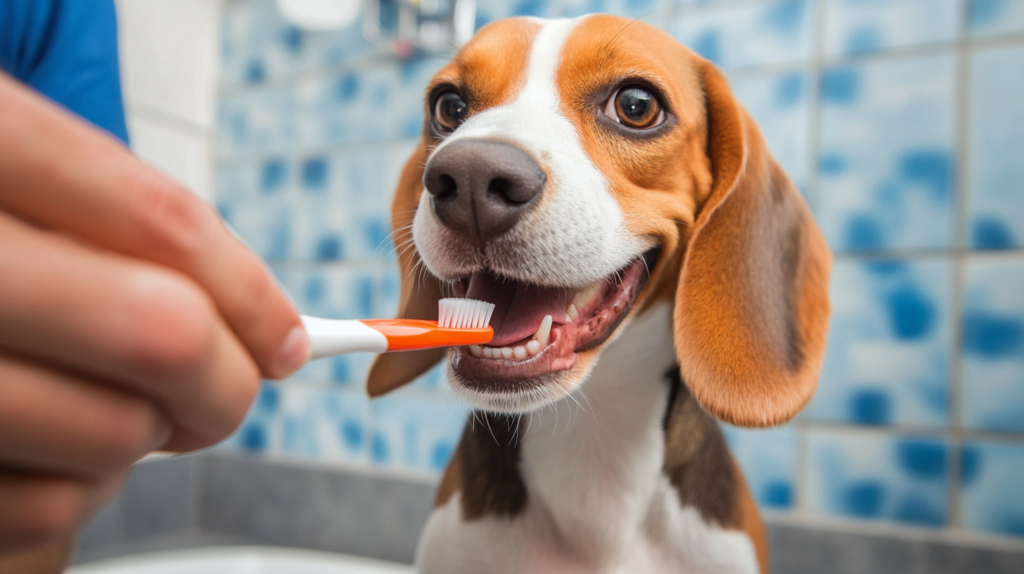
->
[371, 395, 468, 474]
[219, 189, 294, 260]
[292, 148, 393, 262]
[221, 0, 371, 88]
[817, 54, 957, 252]
[295, 68, 398, 148]
[223, 385, 372, 466]
[808, 431, 950, 527]
[812, 259, 953, 427]
[217, 0, 1024, 542]
[218, 87, 297, 156]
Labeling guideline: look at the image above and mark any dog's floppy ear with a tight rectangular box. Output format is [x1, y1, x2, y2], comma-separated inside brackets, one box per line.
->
[674, 61, 831, 427]
[366, 140, 447, 397]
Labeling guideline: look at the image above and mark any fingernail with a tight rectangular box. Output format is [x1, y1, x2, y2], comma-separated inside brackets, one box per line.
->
[275, 325, 311, 378]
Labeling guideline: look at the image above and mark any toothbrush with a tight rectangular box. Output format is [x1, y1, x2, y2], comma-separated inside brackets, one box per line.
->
[301, 298, 495, 360]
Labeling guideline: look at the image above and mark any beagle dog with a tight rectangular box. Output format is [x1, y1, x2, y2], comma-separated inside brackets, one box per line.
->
[368, 14, 831, 574]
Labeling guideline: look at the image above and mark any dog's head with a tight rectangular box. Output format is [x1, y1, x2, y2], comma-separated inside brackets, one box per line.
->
[367, 15, 831, 427]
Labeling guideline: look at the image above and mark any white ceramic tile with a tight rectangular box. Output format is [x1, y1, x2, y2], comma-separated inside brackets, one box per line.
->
[116, 0, 223, 128]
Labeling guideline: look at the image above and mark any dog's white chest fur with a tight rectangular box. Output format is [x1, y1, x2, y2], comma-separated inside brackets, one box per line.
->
[415, 305, 760, 574]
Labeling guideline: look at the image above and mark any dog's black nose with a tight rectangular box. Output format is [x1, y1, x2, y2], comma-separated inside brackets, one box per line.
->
[423, 139, 545, 245]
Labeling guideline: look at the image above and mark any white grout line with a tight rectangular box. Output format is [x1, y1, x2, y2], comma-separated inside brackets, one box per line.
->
[792, 0, 830, 518]
[831, 249, 1024, 260]
[946, 0, 972, 532]
[794, 418, 1024, 443]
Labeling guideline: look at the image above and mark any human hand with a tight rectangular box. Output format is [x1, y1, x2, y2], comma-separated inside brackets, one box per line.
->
[0, 73, 310, 552]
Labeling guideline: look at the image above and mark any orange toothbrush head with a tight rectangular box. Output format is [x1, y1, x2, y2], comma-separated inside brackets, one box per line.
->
[362, 298, 495, 352]
[361, 319, 493, 351]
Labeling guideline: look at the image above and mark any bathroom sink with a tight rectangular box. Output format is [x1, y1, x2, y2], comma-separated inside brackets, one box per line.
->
[68, 546, 415, 574]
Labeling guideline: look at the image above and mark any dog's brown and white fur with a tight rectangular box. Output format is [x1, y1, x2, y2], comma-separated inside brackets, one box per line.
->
[368, 15, 831, 574]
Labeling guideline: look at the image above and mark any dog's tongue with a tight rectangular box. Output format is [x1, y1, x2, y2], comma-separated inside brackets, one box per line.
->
[466, 271, 572, 347]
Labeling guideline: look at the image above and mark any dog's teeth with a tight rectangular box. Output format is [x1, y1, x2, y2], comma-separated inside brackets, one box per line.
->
[571, 281, 604, 310]
[567, 303, 579, 320]
[534, 315, 553, 348]
[478, 315, 554, 361]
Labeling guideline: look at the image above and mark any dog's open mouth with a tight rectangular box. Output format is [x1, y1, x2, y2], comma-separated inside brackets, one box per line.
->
[448, 249, 659, 391]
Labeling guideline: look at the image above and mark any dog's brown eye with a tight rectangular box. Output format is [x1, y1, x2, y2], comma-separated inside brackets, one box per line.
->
[603, 86, 664, 129]
[434, 91, 469, 132]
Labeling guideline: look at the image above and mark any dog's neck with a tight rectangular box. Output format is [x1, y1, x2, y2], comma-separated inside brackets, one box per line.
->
[518, 302, 678, 564]
[428, 302, 759, 573]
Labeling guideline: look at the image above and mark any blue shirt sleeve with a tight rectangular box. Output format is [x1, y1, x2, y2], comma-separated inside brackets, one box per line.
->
[0, 0, 129, 144]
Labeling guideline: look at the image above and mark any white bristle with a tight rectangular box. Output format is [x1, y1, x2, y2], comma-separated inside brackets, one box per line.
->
[439, 303, 450, 330]
[438, 298, 495, 329]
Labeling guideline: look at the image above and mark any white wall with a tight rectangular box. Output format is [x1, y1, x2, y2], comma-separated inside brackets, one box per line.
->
[115, 0, 223, 201]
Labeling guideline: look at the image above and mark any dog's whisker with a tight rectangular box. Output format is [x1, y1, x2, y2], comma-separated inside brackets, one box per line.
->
[482, 410, 500, 447]
[509, 414, 522, 447]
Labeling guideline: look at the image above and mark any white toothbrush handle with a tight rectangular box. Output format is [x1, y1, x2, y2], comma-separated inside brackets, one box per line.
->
[301, 316, 389, 359]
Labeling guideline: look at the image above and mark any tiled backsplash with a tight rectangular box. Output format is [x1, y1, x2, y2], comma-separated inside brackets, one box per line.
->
[215, 0, 1024, 542]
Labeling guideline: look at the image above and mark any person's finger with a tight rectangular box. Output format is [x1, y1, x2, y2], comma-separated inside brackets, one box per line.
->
[0, 537, 74, 574]
[0, 470, 127, 553]
[0, 354, 170, 480]
[0, 73, 309, 379]
[0, 210, 259, 451]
